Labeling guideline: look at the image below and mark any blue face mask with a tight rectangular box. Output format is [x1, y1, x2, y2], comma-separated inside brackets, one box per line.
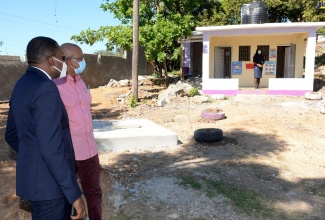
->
[72, 58, 86, 74]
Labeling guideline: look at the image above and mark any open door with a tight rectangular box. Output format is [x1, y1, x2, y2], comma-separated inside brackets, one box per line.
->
[192, 42, 202, 76]
[284, 43, 296, 78]
[214, 46, 231, 78]
[214, 47, 224, 78]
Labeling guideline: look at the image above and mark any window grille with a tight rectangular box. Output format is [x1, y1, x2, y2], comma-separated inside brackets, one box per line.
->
[239, 46, 250, 61]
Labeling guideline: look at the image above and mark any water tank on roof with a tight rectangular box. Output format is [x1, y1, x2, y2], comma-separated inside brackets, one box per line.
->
[241, 4, 251, 24]
[240, 1, 268, 24]
[251, 1, 268, 24]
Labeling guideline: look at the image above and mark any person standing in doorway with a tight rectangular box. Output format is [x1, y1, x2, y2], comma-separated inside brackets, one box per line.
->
[253, 48, 265, 89]
[5, 36, 86, 219]
[53, 43, 102, 220]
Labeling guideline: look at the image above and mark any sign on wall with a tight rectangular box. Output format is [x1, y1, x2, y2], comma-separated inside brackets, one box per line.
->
[246, 63, 254, 69]
[269, 49, 276, 59]
[264, 61, 276, 75]
[232, 61, 242, 75]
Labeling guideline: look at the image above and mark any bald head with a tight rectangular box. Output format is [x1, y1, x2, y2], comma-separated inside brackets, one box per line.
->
[61, 43, 82, 58]
[61, 43, 85, 77]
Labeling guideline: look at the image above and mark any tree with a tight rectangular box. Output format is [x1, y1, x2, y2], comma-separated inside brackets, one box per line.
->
[264, 0, 325, 23]
[198, 0, 325, 25]
[71, 0, 219, 86]
[0, 41, 3, 47]
[71, 0, 325, 84]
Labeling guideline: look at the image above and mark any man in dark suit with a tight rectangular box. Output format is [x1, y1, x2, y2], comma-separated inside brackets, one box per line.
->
[5, 36, 86, 220]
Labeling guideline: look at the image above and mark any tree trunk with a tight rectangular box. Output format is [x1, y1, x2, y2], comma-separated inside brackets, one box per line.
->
[163, 59, 169, 87]
[132, 0, 139, 101]
[180, 42, 184, 81]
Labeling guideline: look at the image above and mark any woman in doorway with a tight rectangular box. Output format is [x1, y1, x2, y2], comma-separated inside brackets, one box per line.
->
[253, 48, 264, 89]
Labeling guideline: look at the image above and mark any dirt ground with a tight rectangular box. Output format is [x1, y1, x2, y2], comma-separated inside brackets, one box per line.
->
[0, 78, 325, 220]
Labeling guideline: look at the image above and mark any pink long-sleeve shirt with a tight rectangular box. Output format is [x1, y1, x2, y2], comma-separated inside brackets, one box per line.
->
[53, 75, 98, 161]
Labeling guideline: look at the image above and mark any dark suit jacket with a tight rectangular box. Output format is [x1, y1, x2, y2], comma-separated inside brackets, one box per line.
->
[5, 66, 82, 203]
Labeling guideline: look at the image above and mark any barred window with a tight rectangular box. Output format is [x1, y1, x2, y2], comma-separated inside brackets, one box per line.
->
[257, 45, 269, 61]
[239, 46, 250, 61]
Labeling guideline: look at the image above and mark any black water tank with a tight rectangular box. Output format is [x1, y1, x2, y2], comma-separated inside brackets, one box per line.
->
[251, 1, 268, 24]
[241, 4, 252, 24]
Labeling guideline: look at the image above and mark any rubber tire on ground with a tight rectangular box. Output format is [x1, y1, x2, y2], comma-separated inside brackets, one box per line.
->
[194, 128, 223, 143]
[304, 92, 322, 100]
[201, 109, 225, 120]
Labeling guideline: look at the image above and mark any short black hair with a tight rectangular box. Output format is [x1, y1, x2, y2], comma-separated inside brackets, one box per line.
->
[26, 36, 59, 64]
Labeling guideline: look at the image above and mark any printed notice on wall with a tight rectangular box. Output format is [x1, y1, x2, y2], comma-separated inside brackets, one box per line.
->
[269, 49, 276, 59]
[231, 61, 242, 75]
[264, 61, 276, 75]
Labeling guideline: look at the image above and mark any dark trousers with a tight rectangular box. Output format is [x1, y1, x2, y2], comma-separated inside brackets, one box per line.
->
[29, 196, 71, 220]
[76, 154, 102, 220]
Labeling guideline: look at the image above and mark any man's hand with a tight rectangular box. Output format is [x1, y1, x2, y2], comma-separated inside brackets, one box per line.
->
[71, 197, 86, 219]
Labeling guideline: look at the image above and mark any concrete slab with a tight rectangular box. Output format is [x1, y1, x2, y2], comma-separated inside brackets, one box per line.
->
[92, 119, 178, 152]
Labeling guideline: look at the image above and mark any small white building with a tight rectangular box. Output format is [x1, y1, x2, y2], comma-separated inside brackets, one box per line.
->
[182, 22, 325, 95]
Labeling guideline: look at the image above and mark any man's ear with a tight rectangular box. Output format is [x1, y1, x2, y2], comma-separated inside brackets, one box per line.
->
[48, 56, 55, 66]
[65, 57, 71, 65]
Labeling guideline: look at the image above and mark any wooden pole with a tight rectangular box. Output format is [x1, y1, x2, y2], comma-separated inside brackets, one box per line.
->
[132, 0, 139, 101]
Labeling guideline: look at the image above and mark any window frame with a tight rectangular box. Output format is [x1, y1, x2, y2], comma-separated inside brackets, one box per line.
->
[238, 45, 251, 61]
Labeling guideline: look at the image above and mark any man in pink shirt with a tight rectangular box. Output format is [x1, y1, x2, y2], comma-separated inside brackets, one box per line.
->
[53, 43, 102, 220]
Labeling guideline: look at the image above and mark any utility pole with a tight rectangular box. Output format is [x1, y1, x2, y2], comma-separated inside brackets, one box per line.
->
[132, 0, 139, 101]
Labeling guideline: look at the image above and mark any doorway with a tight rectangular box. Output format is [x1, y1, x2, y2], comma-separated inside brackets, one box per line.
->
[192, 42, 203, 76]
[276, 44, 296, 78]
[214, 46, 231, 78]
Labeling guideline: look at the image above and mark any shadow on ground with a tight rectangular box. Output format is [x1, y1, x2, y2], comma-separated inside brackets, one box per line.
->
[100, 128, 325, 219]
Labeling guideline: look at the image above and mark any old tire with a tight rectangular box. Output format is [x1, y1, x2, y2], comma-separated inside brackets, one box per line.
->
[201, 108, 225, 120]
[304, 92, 322, 100]
[194, 128, 223, 143]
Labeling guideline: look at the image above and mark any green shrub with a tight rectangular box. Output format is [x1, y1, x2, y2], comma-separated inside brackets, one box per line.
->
[189, 88, 199, 97]
[129, 96, 137, 108]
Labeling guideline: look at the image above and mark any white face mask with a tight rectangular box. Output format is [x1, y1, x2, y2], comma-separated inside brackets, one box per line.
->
[258, 51, 261, 55]
[52, 57, 67, 78]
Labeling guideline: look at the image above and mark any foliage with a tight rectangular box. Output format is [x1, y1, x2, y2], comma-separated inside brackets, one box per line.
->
[198, 0, 325, 26]
[169, 70, 181, 76]
[71, 0, 219, 77]
[0, 41, 3, 47]
[188, 87, 199, 97]
[129, 96, 137, 108]
[264, 0, 325, 23]
[94, 47, 124, 57]
[71, 0, 325, 78]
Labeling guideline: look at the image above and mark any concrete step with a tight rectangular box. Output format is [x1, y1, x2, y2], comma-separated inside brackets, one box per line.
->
[93, 119, 178, 152]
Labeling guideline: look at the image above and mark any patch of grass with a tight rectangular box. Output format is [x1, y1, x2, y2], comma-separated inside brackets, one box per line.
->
[177, 173, 276, 218]
[152, 78, 162, 85]
[204, 179, 274, 217]
[178, 173, 202, 190]
[212, 168, 222, 174]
